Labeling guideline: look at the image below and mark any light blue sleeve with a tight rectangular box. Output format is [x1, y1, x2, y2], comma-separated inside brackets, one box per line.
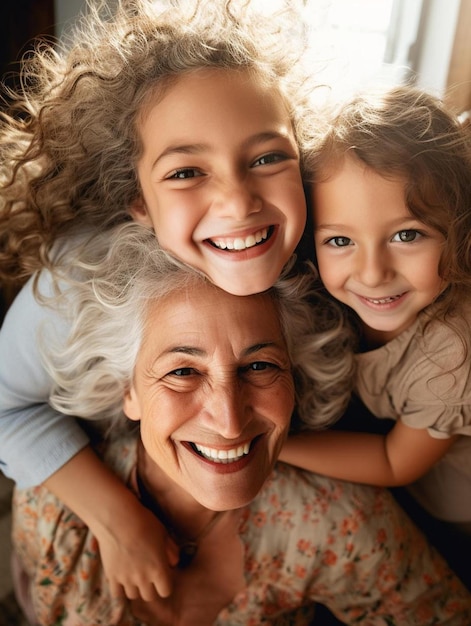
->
[0, 272, 89, 488]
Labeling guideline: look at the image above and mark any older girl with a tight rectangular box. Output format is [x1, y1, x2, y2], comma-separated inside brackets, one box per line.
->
[0, 0, 316, 599]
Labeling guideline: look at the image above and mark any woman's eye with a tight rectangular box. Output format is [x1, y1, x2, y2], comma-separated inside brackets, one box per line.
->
[250, 362, 271, 371]
[252, 153, 285, 167]
[169, 367, 195, 377]
[241, 361, 278, 373]
[326, 236, 352, 248]
[392, 230, 421, 243]
[239, 361, 284, 386]
[167, 168, 202, 180]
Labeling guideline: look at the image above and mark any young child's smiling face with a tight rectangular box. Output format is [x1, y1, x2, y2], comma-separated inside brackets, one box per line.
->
[133, 68, 306, 296]
[313, 156, 446, 344]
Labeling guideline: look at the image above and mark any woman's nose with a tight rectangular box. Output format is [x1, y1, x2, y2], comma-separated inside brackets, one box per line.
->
[203, 381, 249, 439]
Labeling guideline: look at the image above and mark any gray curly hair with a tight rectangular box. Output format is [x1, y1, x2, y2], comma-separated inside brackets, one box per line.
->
[43, 223, 354, 432]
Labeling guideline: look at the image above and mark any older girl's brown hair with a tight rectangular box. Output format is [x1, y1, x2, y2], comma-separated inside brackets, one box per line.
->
[0, 0, 314, 287]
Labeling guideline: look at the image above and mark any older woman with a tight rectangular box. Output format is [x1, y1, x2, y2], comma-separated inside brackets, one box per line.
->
[12, 224, 471, 625]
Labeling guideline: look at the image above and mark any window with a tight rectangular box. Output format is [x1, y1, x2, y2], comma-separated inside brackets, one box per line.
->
[303, 0, 461, 100]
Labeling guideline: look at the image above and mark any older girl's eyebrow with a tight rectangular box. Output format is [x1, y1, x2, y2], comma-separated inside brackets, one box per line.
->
[152, 144, 206, 169]
[152, 130, 294, 169]
[241, 130, 294, 149]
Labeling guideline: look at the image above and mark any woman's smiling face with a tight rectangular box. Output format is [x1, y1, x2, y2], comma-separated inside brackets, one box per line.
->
[123, 281, 295, 511]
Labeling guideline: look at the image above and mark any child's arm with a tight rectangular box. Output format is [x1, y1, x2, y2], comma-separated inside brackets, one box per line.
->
[279, 420, 456, 486]
[0, 277, 89, 486]
[44, 445, 178, 599]
[0, 278, 176, 599]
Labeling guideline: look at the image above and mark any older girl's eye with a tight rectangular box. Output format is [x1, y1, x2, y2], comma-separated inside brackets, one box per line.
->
[252, 153, 286, 167]
[392, 230, 421, 243]
[167, 168, 203, 180]
[326, 236, 352, 248]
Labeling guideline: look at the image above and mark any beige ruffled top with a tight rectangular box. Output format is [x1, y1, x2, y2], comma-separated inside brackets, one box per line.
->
[356, 304, 471, 437]
[356, 303, 471, 521]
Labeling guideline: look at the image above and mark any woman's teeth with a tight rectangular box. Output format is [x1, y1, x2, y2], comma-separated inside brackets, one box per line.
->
[211, 228, 268, 251]
[194, 442, 250, 463]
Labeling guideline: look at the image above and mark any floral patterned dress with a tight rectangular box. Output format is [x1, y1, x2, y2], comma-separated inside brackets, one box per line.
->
[12, 434, 471, 625]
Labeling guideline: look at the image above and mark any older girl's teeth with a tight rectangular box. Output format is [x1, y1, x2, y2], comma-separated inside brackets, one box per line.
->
[212, 228, 268, 251]
[194, 442, 250, 463]
[235, 235, 255, 250]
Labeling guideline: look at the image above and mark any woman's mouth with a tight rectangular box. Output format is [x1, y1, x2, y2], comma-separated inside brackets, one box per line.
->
[189, 438, 260, 464]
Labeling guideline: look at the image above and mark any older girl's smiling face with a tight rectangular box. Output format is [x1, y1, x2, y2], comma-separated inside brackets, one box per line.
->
[133, 68, 306, 296]
[123, 282, 295, 511]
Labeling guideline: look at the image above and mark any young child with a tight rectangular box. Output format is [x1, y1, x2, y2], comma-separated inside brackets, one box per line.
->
[280, 85, 471, 536]
[0, 0, 320, 602]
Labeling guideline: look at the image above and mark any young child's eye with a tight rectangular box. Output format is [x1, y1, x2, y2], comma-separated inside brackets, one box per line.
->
[166, 168, 203, 180]
[325, 236, 352, 248]
[392, 230, 421, 243]
[252, 153, 285, 167]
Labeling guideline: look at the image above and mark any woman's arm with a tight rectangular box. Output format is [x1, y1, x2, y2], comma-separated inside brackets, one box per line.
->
[279, 420, 456, 486]
[12, 437, 161, 625]
[301, 473, 471, 624]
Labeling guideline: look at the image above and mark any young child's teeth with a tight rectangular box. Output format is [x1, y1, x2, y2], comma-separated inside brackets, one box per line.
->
[368, 295, 400, 304]
[212, 228, 268, 251]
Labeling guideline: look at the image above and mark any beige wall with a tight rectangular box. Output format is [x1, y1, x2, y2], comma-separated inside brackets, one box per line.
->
[446, 0, 471, 113]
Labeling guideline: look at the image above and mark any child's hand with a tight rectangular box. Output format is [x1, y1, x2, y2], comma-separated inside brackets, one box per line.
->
[44, 447, 179, 601]
[94, 494, 179, 600]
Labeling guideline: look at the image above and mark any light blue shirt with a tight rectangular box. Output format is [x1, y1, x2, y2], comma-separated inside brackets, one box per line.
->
[0, 271, 88, 487]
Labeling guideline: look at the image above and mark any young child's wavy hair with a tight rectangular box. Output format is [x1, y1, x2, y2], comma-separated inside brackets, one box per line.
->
[306, 84, 471, 324]
[43, 223, 355, 433]
[0, 0, 314, 286]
